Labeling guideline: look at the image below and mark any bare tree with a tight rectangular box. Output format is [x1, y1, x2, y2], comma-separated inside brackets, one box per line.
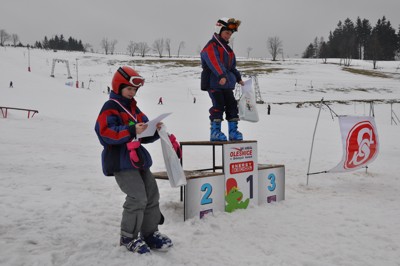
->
[127, 41, 138, 56]
[138, 42, 151, 57]
[177, 41, 185, 57]
[153, 38, 164, 58]
[246, 47, 253, 58]
[11, 34, 19, 47]
[83, 43, 93, 53]
[267, 36, 283, 61]
[0, 29, 11, 46]
[100, 37, 110, 55]
[109, 39, 118, 55]
[165, 38, 171, 58]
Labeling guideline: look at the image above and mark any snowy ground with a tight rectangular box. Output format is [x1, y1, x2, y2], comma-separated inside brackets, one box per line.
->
[1, 47, 400, 266]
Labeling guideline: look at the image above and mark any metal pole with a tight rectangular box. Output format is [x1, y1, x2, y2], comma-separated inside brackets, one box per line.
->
[76, 58, 79, 88]
[391, 103, 393, 125]
[306, 98, 324, 185]
[369, 101, 375, 117]
[28, 47, 30, 71]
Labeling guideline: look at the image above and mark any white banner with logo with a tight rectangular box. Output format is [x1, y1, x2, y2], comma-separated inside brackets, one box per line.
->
[223, 142, 258, 211]
[329, 116, 379, 173]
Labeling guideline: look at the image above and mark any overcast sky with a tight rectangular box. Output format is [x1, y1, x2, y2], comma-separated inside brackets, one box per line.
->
[1, 0, 399, 58]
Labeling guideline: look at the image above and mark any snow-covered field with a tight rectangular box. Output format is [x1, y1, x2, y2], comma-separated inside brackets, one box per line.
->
[1, 47, 400, 266]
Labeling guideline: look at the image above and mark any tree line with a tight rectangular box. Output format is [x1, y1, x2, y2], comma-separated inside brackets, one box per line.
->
[100, 37, 186, 58]
[34, 35, 85, 52]
[0, 29, 89, 52]
[0, 29, 187, 57]
[303, 16, 400, 67]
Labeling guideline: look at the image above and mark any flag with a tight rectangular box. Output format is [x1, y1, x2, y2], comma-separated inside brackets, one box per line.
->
[329, 116, 379, 173]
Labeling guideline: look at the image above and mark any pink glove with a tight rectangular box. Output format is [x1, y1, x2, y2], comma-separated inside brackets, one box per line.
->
[126, 141, 141, 163]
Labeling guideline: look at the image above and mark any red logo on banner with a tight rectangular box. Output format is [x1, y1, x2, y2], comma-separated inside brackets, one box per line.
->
[344, 121, 378, 169]
[230, 161, 254, 174]
[229, 147, 253, 159]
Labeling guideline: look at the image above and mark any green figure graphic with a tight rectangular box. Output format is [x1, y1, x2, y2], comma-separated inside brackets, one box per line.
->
[225, 178, 250, 213]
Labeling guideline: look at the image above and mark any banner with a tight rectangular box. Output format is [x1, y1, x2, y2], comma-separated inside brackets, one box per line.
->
[223, 142, 258, 212]
[158, 126, 186, 187]
[329, 116, 379, 173]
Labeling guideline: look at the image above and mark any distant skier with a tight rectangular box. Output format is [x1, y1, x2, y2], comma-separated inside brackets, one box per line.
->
[267, 104, 271, 115]
[9, 81, 13, 88]
[158, 97, 163, 105]
[193, 97, 196, 104]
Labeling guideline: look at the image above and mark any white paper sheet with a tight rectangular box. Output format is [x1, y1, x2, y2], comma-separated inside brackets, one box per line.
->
[137, 113, 172, 138]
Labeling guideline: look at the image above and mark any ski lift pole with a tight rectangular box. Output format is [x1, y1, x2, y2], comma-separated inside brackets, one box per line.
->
[391, 103, 393, 125]
[306, 98, 324, 185]
[28, 47, 30, 72]
[76, 58, 79, 88]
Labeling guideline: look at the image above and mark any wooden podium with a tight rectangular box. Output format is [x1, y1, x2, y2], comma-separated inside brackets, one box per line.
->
[154, 140, 285, 220]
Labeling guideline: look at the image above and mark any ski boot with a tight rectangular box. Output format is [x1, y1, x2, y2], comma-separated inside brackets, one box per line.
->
[210, 119, 227, 141]
[228, 120, 243, 141]
[144, 231, 173, 251]
[120, 235, 151, 254]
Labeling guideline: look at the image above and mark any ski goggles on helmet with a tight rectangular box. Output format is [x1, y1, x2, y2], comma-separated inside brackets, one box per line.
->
[117, 67, 145, 88]
[218, 18, 241, 32]
[128, 75, 145, 87]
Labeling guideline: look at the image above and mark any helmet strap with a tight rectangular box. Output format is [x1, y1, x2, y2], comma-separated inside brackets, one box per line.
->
[217, 19, 228, 27]
[117, 67, 131, 82]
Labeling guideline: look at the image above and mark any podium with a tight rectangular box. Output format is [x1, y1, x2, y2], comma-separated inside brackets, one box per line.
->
[154, 140, 285, 220]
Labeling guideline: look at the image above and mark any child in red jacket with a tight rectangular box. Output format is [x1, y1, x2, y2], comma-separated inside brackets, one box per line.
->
[200, 17, 244, 141]
[95, 66, 172, 254]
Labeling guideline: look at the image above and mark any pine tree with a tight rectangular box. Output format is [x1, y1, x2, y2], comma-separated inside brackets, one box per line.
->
[42, 36, 49, 49]
[319, 41, 330, 63]
[367, 31, 382, 69]
[305, 16, 398, 62]
[369, 16, 397, 60]
[328, 21, 343, 58]
[341, 18, 357, 65]
[302, 43, 314, 58]
[35, 41, 42, 49]
[354, 17, 371, 59]
[397, 26, 400, 58]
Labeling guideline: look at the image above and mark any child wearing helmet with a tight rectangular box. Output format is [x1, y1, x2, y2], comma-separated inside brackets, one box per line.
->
[201, 17, 244, 141]
[95, 66, 173, 254]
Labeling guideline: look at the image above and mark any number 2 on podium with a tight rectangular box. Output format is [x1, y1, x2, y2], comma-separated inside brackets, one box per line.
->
[200, 183, 213, 205]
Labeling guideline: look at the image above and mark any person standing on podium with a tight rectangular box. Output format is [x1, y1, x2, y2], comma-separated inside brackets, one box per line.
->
[201, 17, 244, 141]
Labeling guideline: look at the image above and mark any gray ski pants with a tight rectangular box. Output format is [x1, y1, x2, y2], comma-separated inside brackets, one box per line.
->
[114, 169, 162, 239]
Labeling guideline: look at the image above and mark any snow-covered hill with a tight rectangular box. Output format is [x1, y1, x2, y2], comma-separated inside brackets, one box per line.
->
[1, 47, 400, 266]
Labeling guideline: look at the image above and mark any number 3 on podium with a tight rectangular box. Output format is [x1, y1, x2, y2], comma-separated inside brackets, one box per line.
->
[268, 173, 276, 192]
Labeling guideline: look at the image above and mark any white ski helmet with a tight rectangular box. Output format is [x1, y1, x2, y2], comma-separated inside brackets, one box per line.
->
[214, 17, 241, 34]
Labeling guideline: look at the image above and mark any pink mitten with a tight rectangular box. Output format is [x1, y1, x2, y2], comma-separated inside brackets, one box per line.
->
[126, 141, 141, 163]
